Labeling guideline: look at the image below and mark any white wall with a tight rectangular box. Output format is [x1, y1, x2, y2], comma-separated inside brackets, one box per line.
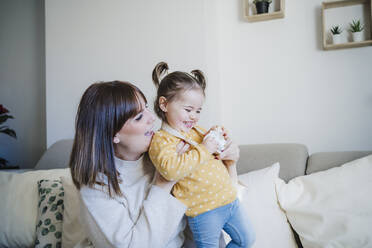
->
[216, 0, 372, 152]
[0, 0, 45, 168]
[45, 0, 221, 147]
[46, 0, 372, 153]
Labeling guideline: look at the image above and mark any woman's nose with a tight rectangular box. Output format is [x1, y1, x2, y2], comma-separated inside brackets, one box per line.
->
[147, 110, 156, 123]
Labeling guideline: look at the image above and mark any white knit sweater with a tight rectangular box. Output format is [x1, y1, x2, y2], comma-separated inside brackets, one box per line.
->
[77, 155, 188, 248]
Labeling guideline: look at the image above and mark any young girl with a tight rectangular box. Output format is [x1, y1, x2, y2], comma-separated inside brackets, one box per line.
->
[149, 62, 255, 248]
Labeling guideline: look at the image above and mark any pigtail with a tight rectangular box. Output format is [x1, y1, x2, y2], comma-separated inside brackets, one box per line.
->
[191, 69, 206, 90]
[152, 62, 169, 88]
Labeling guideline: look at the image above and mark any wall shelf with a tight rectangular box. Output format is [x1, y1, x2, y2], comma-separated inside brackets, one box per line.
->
[244, 0, 285, 22]
[322, 0, 372, 50]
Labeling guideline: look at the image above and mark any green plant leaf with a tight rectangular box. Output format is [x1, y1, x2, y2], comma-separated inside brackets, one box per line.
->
[0, 114, 13, 124]
[349, 19, 364, 32]
[330, 25, 342, 35]
[253, 0, 272, 4]
[0, 127, 16, 138]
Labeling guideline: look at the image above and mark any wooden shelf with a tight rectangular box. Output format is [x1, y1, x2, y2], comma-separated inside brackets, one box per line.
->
[244, 0, 285, 22]
[324, 39, 372, 50]
[322, 0, 372, 50]
[323, 0, 367, 9]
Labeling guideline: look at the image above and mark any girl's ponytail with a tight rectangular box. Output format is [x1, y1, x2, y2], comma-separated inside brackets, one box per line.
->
[152, 62, 169, 87]
[191, 69, 206, 90]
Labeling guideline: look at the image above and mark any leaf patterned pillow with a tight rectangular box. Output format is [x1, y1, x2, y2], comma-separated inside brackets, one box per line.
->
[35, 179, 64, 248]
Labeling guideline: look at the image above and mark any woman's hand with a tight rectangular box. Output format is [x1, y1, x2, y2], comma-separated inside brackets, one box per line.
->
[219, 138, 240, 167]
[202, 135, 219, 154]
[153, 171, 176, 193]
[153, 140, 189, 193]
[202, 126, 220, 154]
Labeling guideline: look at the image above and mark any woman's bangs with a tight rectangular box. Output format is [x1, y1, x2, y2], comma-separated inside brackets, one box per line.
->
[118, 86, 146, 120]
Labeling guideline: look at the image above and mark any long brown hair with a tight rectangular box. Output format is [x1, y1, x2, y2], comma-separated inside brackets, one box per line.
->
[69, 81, 146, 197]
[152, 62, 206, 122]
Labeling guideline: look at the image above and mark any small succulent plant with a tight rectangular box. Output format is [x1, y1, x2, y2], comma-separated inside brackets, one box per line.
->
[253, 0, 272, 4]
[349, 19, 364, 33]
[330, 25, 343, 35]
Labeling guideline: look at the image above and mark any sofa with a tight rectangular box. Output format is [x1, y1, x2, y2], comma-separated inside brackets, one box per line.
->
[0, 139, 371, 248]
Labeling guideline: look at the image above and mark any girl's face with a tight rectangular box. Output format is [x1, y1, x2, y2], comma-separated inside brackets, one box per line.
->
[114, 94, 156, 160]
[162, 88, 204, 133]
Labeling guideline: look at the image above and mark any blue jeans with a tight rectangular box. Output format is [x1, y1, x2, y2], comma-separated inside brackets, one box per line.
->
[187, 199, 255, 248]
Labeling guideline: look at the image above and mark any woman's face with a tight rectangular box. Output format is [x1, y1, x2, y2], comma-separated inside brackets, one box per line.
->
[114, 94, 156, 160]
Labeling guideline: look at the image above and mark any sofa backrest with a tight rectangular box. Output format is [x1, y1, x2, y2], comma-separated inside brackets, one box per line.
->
[35, 140, 309, 182]
[237, 143, 308, 182]
[35, 139, 371, 184]
[306, 150, 372, 174]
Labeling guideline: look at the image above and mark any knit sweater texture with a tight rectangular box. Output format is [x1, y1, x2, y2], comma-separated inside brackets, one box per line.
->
[77, 155, 188, 248]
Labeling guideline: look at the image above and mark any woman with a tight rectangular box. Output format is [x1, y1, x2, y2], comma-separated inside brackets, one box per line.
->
[69, 81, 240, 247]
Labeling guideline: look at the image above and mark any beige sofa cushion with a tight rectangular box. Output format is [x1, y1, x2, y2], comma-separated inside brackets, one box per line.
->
[0, 169, 70, 248]
[276, 155, 372, 248]
[224, 163, 297, 248]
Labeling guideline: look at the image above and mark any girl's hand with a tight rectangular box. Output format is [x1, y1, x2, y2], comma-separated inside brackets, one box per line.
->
[219, 138, 240, 166]
[205, 125, 219, 135]
[153, 171, 176, 193]
[176, 140, 190, 155]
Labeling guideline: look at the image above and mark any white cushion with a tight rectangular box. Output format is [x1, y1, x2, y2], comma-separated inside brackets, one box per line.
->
[0, 169, 70, 248]
[60, 176, 85, 248]
[224, 163, 297, 248]
[276, 155, 372, 248]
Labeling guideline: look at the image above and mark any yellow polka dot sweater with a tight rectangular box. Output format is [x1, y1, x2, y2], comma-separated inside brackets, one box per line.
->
[149, 126, 237, 217]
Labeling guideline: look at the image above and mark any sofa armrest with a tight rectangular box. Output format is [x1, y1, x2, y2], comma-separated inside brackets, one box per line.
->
[34, 139, 73, 170]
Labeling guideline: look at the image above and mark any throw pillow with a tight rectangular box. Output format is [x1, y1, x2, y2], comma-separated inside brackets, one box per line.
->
[276, 154, 372, 248]
[0, 169, 70, 248]
[35, 179, 64, 248]
[60, 176, 85, 247]
[224, 163, 297, 248]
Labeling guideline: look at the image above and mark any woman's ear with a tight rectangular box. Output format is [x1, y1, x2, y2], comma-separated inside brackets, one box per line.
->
[159, 96, 168, 112]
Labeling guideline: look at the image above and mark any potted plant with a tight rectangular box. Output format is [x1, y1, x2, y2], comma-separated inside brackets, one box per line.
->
[330, 25, 343, 45]
[0, 104, 17, 168]
[349, 19, 364, 42]
[253, 0, 272, 14]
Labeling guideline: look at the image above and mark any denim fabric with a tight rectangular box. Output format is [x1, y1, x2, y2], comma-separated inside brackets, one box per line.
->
[187, 199, 255, 248]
